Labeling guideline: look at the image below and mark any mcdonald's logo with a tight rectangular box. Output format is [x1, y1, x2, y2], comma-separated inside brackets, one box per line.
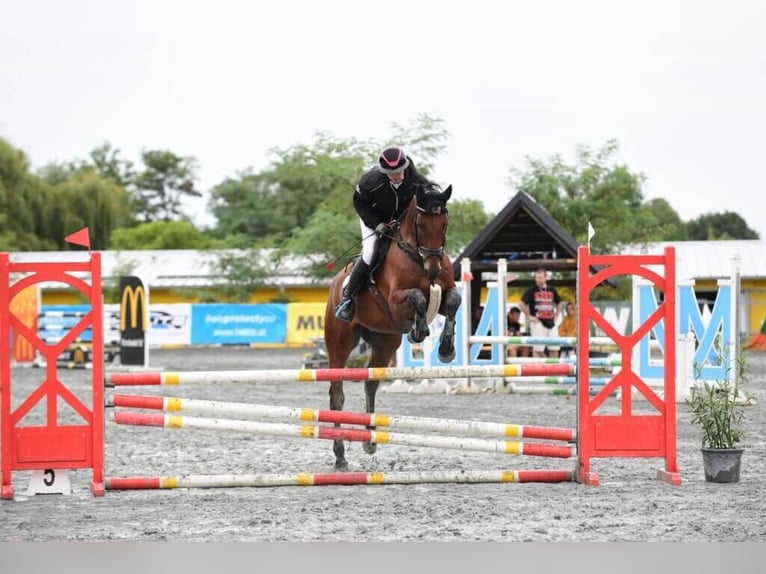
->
[120, 284, 147, 331]
[119, 276, 148, 367]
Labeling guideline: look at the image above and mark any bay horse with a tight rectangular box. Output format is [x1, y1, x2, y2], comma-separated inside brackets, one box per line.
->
[323, 183, 461, 469]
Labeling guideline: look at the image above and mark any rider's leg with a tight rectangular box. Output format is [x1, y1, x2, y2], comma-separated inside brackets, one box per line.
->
[335, 221, 376, 322]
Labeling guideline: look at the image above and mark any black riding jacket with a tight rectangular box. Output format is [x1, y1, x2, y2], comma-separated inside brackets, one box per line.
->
[352, 157, 432, 229]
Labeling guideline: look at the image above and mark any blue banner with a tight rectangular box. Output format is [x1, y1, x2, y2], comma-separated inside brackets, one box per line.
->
[191, 304, 287, 345]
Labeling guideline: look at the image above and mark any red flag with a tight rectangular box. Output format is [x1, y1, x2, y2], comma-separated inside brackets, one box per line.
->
[65, 227, 91, 251]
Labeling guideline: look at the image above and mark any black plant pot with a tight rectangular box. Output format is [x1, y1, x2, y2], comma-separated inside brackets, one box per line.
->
[701, 448, 744, 483]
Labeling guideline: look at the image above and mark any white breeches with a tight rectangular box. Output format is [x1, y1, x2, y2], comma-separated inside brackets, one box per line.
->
[360, 219, 377, 265]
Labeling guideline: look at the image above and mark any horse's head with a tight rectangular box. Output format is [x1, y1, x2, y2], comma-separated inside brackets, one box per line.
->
[399, 183, 452, 283]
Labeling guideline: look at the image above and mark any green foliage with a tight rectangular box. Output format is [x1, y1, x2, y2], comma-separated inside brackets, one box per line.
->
[45, 169, 132, 250]
[132, 150, 200, 222]
[687, 353, 754, 449]
[686, 211, 760, 240]
[444, 199, 493, 255]
[110, 220, 219, 250]
[85, 142, 135, 187]
[0, 138, 55, 251]
[507, 140, 672, 253]
[644, 198, 688, 241]
[211, 249, 275, 302]
[209, 133, 367, 244]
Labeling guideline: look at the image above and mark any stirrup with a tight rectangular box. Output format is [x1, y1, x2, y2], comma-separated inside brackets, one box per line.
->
[335, 298, 354, 322]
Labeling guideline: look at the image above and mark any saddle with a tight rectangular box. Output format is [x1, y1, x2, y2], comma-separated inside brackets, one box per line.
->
[345, 229, 395, 289]
[367, 232, 394, 284]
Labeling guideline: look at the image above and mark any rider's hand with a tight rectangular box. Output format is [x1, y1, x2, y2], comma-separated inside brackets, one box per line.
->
[375, 222, 390, 236]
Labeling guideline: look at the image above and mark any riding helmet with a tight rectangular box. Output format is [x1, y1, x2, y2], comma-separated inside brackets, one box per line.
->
[378, 146, 410, 174]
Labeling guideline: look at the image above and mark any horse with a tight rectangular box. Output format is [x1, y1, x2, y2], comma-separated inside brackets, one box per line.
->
[323, 183, 461, 469]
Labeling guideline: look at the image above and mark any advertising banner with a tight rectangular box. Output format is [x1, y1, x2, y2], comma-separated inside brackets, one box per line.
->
[286, 302, 326, 346]
[148, 303, 192, 347]
[191, 303, 287, 345]
[119, 276, 149, 366]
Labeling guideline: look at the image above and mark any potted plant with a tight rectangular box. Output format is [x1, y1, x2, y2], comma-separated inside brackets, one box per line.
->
[686, 353, 754, 483]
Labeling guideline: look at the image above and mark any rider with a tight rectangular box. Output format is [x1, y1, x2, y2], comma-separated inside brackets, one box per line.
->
[334, 145, 434, 322]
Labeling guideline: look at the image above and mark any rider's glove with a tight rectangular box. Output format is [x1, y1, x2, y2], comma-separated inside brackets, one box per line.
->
[375, 222, 390, 236]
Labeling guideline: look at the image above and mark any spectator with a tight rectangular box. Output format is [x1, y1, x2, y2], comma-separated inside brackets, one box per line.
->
[519, 268, 564, 358]
[558, 301, 577, 359]
[506, 305, 531, 357]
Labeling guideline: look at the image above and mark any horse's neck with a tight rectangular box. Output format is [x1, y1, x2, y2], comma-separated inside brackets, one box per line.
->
[398, 209, 418, 245]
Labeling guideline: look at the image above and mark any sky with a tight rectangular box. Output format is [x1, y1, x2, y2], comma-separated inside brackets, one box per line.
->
[1, 0, 765, 238]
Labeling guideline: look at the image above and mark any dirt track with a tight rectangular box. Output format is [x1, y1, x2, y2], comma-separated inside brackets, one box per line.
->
[1, 347, 765, 542]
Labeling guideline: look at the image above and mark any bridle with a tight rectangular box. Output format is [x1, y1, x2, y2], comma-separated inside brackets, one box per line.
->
[395, 204, 448, 264]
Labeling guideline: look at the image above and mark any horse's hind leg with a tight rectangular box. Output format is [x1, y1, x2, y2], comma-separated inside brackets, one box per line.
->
[325, 299, 360, 470]
[329, 381, 347, 470]
[437, 288, 462, 362]
[362, 379, 380, 455]
[361, 335, 399, 456]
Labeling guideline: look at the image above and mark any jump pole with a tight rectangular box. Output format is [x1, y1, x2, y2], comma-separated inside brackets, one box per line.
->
[106, 468, 574, 490]
[111, 411, 577, 459]
[106, 363, 575, 386]
[109, 393, 577, 442]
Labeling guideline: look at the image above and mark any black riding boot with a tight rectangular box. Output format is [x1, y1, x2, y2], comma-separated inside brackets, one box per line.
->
[335, 260, 370, 322]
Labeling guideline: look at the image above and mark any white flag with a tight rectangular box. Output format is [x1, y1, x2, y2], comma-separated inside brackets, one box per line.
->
[587, 221, 596, 244]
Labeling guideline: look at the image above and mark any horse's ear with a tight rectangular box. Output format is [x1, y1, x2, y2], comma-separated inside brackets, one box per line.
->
[444, 184, 452, 202]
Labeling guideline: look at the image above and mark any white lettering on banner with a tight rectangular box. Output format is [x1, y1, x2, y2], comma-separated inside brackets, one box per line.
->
[212, 328, 268, 338]
[204, 314, 277, 325]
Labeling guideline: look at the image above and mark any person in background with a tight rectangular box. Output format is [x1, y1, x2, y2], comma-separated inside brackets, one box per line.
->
[558, 301, 577, 359]
[506, 305, 531, 357]
[519, 268, 564, 358]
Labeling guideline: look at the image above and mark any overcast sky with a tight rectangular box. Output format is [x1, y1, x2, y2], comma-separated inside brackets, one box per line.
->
[2, 1, 764, 238]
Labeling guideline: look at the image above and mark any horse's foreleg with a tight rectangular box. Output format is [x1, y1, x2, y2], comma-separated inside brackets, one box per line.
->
[405, 289, 429, 344]
[362, 380, 380, 455]
[329, 381, 347, 470]
[438, 288, 462, 363]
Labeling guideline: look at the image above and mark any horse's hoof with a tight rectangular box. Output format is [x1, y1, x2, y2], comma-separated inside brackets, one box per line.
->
[363, 442, 377, 455]
[334, 459, 349, 471]
[408, 331, 427, 344]
[439, 350, 456, 363]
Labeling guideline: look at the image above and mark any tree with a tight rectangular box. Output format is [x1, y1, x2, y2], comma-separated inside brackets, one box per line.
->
[132, 150, 200, 222]
[507, 139, 671, 253]
[686, 212, 759, 240]
[0, 138, 54, 251]
[41, 169, 132, 250]
[210, 133, 372, 245]
[644, 198, 688, 241]
[212, 249, 275, 302]
[110, 220, 219, 250]
[444, 198, 493, 255]
[82, 142, 135, 187]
